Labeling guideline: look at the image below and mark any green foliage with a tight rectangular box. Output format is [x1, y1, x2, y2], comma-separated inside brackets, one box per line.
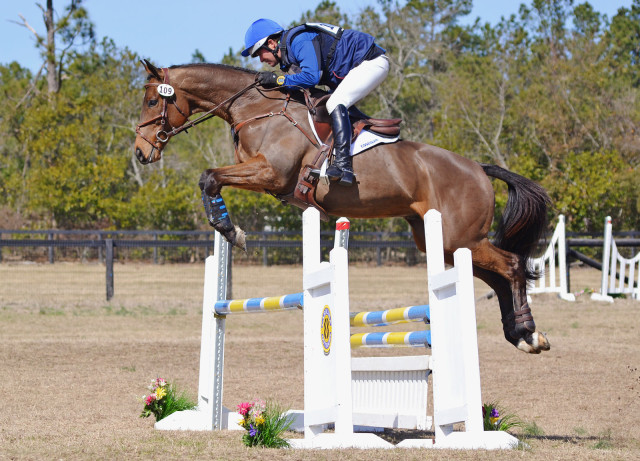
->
[140, 378, 196, 422]
[522, 420, 545, 436]
[2, 0, 640, 235]
[237, 399, 294, 448]
[544, 150, 635, 232]
[295, 1, 351, 28]
[482, 402, 523, 432]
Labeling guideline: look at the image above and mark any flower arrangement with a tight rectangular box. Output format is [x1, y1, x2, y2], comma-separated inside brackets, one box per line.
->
[482, 402, 523, 432]
[237, 399, 294, 448]
[140, 377, 196, 422]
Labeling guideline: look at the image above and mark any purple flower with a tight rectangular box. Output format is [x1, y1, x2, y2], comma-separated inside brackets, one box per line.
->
[249, 424, 259, 437]
[490, 408, 499, 418]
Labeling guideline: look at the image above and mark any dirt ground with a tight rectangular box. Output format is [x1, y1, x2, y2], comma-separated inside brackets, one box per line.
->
[1, 260, 639, 460]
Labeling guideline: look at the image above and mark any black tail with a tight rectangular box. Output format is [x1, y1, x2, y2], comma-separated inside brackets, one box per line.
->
[481, 163, 551, 281]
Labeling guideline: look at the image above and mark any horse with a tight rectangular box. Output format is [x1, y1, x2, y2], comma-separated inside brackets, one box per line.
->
[134, 60, 551, 354]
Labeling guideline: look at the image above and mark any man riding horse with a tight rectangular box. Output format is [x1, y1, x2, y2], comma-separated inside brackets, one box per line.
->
[242, 18, 389, 186]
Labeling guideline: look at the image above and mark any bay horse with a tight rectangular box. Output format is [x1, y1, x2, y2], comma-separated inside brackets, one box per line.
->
[134, 60, 551, 354]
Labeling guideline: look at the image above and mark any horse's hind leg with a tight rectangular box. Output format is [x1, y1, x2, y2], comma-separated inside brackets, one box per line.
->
[472, 240, 550, 354]
[406, 214, 549, 353]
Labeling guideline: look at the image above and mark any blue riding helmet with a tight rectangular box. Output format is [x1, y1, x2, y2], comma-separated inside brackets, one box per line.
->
[241, 18, 284, 57]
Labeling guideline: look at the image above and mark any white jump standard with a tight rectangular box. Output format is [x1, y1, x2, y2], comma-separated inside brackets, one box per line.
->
[528, 214, 575, 301]
[592, 215, 640, 302]
[156, 208, 519, 450]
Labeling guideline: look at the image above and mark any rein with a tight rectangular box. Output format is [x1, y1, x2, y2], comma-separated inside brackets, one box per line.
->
[136, 68, 319, 150]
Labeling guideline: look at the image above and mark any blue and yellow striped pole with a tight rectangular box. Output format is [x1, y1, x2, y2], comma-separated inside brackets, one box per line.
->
[350, 305, 430, 327]
[350, 330, 431, 348]
[214, 292, 304, 315]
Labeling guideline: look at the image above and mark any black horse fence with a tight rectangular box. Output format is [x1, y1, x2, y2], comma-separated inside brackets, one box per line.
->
[3, 228, 639, 302]
[0, 229, 421, 301]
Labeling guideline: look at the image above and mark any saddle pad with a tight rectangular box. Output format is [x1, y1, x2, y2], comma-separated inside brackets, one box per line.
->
[318, 128, 400, 185]
[350, 129, 399, 156]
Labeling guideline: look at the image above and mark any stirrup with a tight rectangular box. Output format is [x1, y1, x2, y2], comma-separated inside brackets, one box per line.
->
[338, 171, 354, 186]
[325, 164, 343, 181]
[326, 166, 354, 186]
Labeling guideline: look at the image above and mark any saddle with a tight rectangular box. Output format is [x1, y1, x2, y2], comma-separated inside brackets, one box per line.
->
[305, 91, 402, 142]
[284, 90, 402, 220]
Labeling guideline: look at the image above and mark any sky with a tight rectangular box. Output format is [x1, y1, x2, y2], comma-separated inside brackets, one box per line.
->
[0, 0, 634, 73]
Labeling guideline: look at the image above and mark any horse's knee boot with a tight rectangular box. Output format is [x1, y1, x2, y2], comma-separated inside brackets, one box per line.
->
[202, 192, 232, 231]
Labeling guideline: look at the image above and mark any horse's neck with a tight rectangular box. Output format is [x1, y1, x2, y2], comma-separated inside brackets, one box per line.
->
[173, 65, 269, 125]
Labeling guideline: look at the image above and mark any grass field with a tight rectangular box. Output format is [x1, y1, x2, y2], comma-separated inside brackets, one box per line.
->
[1, 260, 639, 459]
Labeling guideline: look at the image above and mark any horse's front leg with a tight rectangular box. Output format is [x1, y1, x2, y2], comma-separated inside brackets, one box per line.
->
[199, 156, 288, 251]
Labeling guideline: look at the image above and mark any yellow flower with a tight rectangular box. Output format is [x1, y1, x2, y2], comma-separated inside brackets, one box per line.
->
[155, 387, 167, 400]
[490, 417, 499, 426]
[255, 416, 265, 425]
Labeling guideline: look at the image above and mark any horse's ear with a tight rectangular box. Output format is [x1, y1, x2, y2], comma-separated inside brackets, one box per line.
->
[141, 59, 162, 80]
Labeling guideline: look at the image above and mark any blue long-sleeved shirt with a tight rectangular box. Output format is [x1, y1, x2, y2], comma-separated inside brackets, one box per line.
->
[281, 31, 323, 88]
[279, 25, 381, 90]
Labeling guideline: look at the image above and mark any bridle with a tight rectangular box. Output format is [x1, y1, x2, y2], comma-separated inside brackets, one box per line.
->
[135, 67, 260, 152]
[135, 68, 190, 150]
[135, 67, 320, 156]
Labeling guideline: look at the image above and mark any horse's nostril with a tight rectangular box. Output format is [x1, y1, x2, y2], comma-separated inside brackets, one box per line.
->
[135, 148, 145, 163]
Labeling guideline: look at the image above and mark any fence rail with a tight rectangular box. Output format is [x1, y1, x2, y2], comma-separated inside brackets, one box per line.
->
[0, 228, 420, 300]
[3, 228, 640, 301]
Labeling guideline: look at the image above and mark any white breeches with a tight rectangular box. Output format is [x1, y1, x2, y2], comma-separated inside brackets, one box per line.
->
[326, 55, 389, 114]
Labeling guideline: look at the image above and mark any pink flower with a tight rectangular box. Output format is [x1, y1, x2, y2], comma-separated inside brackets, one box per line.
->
[145, 394, 156, 406]
[237, 402, 252, 416]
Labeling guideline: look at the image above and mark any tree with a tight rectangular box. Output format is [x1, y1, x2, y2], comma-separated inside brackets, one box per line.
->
[296, 0, 351, 27]
[605, 0, 640, 87]
[14, 0, 94, 94]
[358, 0, 473, 141]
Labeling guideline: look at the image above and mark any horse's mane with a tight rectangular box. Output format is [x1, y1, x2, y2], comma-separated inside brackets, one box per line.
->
[169, 63, 257, 75]
[167, 62, 326, 108]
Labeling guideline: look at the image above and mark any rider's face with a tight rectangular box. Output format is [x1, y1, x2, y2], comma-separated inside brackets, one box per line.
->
[256, 39, 280, 67]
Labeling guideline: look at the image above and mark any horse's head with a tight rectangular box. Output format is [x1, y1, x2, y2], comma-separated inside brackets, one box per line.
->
[134, 60, 190, 164]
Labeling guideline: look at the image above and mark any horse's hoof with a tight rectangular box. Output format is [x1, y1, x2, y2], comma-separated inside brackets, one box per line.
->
[233, 225, 247, 252]
[516, 331, 551, 354]
[537, 331, 551, 351]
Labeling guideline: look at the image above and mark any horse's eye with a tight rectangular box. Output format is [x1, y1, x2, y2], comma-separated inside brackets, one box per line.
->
[148, 99, 158, 107]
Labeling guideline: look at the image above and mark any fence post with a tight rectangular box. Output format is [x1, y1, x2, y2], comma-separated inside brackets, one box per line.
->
[227, 249, 233, 300]
[565, 244, 571, 294]
[153, 233, 158, 264]
[48, 232, 54, 264]
[105, 239, 114, 301]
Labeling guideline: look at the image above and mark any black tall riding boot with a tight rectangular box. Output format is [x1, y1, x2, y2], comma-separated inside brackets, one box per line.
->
[325, 104, 354, 186]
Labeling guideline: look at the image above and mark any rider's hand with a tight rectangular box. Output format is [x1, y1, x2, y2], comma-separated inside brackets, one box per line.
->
[256, 71, 284, 88]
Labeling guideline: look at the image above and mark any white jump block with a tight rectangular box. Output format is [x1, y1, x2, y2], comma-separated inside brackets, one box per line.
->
[155, 406, 243, 431]
[351, 355, 431, 431]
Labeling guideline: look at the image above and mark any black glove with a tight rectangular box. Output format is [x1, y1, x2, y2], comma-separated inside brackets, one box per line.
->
[256, 71, 284, 88]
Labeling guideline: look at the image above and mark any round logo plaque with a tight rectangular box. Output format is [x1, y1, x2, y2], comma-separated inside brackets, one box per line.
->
[320, 306, 332, 355]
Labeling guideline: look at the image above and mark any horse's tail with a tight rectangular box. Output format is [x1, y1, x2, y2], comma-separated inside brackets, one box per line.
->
[481, 163, 551, 281]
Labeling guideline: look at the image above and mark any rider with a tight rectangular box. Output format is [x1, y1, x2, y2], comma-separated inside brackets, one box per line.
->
[241, 18, 389, 186]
